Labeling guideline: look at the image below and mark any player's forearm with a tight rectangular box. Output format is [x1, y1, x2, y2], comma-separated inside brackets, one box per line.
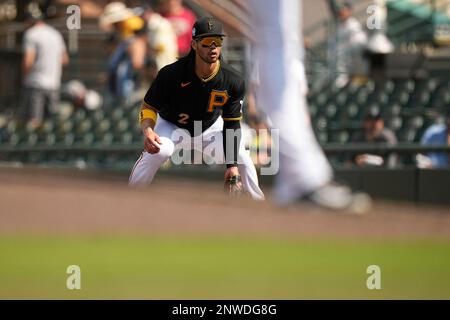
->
[223, 120, 241, 168]
[141, 118, 155, 133]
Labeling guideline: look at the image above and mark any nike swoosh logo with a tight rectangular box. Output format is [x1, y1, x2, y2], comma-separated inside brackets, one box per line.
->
[181, 82, 191, 88]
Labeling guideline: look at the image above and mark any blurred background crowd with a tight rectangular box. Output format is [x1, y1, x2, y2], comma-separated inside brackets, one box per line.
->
[0, 0, 449, 171]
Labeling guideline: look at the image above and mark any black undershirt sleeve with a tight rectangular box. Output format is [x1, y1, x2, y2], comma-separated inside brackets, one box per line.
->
[222, 77, 245, 169]
[223, 120, 241, 168]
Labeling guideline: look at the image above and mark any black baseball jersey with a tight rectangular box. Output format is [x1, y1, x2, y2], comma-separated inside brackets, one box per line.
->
[142, 56, 244, 136]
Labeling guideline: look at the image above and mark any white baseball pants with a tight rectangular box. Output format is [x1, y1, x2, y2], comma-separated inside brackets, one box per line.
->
[129, 116, 265, 201]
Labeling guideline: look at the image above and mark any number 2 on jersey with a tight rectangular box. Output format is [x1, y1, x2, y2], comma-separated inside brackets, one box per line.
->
[178, 113, 190, 124]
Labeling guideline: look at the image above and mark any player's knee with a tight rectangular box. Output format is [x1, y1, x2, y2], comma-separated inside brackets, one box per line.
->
[141, 137, 174, 163]
[156, 137, 175, 159]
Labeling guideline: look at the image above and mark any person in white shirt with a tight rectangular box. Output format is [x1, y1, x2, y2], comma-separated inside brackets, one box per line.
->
[333, 2, 368, 86]
[22, 13, 69, 127]
[142, 4, 178, 71]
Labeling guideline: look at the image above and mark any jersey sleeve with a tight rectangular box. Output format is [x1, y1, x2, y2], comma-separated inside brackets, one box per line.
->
[142, 68, 169, 112]
[222, 79, 245, 121]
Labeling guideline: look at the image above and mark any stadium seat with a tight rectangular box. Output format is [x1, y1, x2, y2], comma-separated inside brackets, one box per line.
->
[119, 132, 134, 145]
[324, 104, 338, 120]
[73, 108, 87, 123]
[92, 109, 106, 124]
[94, 119, 111, 143]
[415, 78, 438, 94]
[308, 103, 318, 118]
[381, 103, 402, 118]
[75, 119, 93, 144]
[366, 103, 381, 117]
[127, 108, 139, 124]
[111, 108, 125, 122]
[335, 92, 348, 108]
[364, 80, 376, 95]
[342, 103, 361, 120]
[387, 116, 403, 132]
[395, 79, 415, 93]
[82, 132, 95, 146]
[36, 119, 56, 145]
[315, 131, 328, 144]
[0, 115, 7, 144]
[382, 80, 395, 94]
[330, 130, 350, 144]
[429, 90, 450, 109]
[56, 120, 75, 146]
[314, 116, 328, 132]
[355, 91, 369, 105]
[44, 133, 57, 146]
[391, 91, 410, 105]
[27, 133, 38, 146]
[399, 128, 418, 143]
[407, 91, 430, 108]
[6, 120, 26, 146]
[132, 121, 143, 143]
[113, 119, 131, 143]
[101, 132, 114, 145]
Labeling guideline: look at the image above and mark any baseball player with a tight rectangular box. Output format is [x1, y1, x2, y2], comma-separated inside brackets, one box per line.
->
[129, 17, 265, 201]
[249, 0, 370, 212]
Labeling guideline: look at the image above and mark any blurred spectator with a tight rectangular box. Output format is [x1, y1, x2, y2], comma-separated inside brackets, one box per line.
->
[142, 3, 178, 70]
[158, 0, 196, 56]
[352, 112, 398, 168]
[99, 2, 148, 103]
[61, 80, 103, 111]
[331, 2, 368, 87]
[21, 12, 69, 128]
[417, 113, 450, 168]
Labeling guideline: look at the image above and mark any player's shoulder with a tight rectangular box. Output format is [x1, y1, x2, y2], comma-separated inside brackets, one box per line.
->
[156, 58, 187, 81]
[220, 62, 245, 87]
[158, 59, 183, 74]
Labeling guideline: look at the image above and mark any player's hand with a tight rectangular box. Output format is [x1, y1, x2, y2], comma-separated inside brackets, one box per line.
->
[224, 166, 240, 180]
[143, 127, 162, 154]
[224, 167, 244, 197]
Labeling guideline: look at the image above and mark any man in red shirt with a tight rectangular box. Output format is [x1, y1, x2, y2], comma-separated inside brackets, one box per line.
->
[158, 0, 196, 56]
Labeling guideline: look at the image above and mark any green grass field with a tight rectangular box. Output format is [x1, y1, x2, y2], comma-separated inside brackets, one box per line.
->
[1, 236, 449, 299]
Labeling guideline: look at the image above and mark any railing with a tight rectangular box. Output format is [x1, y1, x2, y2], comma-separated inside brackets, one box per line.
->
[1, 142, 449, 155]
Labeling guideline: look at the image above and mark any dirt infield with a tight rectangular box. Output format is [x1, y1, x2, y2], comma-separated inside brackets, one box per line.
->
[1, 167, 450, 239]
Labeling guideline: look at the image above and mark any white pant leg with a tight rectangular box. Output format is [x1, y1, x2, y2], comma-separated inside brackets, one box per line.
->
[250, 0, 332, 204]
[202, 118, 265, 201]
[128, 117, 177, 185]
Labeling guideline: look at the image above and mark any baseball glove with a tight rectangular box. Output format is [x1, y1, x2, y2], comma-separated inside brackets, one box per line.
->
[224, 174, 245, 197]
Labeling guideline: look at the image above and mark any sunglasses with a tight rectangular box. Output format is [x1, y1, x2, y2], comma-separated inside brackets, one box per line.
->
[198, 36, 223, 48]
